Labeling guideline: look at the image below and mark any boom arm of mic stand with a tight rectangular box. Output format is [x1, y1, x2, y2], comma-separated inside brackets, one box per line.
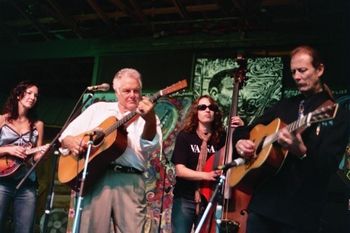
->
[15, 90, 94, 233]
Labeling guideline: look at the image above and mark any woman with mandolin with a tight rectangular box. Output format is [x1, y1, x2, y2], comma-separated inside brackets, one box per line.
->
[233, 45, 349, 233]
[0, 80, 46, 233]
[171, 95, 244, 233]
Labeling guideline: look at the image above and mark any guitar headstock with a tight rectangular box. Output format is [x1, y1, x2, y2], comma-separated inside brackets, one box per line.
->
[309, 103, 339, 124]
[160, 79, 188, 96]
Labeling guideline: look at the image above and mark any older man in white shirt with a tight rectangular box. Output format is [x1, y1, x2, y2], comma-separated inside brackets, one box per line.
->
[60, 68, 162, 233]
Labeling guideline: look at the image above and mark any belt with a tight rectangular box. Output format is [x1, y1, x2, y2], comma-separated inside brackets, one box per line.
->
[109, 164, 143, 174]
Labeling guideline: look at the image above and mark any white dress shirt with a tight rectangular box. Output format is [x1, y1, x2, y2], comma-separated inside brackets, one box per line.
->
[59, 101, 162, 170]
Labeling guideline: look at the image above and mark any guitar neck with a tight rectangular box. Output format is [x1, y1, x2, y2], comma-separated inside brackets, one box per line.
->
[104, 91, 162, 135]
[264, 103, 337, 147]
[102, 79, 187, 136]
[104, 111, 137, 135]
[265, 117, 308, 146]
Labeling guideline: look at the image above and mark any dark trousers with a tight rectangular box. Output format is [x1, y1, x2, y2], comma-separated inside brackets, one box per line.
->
[247, 212, 317, 233]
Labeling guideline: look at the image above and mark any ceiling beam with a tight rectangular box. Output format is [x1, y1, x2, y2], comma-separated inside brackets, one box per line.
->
[232, 0, 262, 14]
[4, 4, 221, 26]
[128, 0, 146, 22]
[84, 4, 220, 20]
[0, 21, 19, 44]
[171, 0, 190, 19]
[232, 0, 262, 32]
[0, 31, 329, 61]
[261, 0, 298, 7]
[109, 0, 143, 22]
[46, 0, 83, 39]
[215, 0, 234, 16]
[87, 0, 111, 25]
[9, 1, 52, 41]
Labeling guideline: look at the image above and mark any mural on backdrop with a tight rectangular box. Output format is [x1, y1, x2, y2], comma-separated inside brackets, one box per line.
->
[193, 56, 284, 125]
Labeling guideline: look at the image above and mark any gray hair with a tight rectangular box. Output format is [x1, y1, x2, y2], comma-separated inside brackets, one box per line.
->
[113, 68, 142, 93]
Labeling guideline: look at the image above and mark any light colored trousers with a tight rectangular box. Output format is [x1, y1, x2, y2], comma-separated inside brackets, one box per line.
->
[78, 170, 146, 233]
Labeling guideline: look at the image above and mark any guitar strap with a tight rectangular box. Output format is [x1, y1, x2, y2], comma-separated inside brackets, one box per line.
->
[298, 100, 305, 118]
[195, 130, 211, 215]
[315, 99, 335, 136]
[319, 99, 334, 108]
[299, 97, 334, 136]
[299, 92, 334, 120]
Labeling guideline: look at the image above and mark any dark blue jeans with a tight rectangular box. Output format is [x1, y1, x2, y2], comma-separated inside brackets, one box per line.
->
[172, 197, 198, 233]
[0, 181, 37, 233]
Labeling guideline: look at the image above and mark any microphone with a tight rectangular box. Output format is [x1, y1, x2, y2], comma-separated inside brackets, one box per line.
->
[87, 83, 110, 92]
[215, 158, 245, 171]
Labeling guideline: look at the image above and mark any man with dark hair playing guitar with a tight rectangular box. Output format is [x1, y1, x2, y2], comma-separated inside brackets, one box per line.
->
[232, 45, 349, 233]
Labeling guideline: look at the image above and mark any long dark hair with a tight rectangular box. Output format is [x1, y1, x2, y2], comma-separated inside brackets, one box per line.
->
[2, 80, 39, 124]
[181, 95, 225, 145]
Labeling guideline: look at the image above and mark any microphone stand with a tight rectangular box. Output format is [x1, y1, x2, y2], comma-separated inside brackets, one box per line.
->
[194, 174, 226, 233]
[16, 90, 94, 233]
[72, 134, 94, 233]
[157, 153, 172, 233]
[193, 160, 243, 233]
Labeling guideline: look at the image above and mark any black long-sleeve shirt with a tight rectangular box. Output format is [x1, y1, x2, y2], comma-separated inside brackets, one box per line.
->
[233, 91, 349, 231]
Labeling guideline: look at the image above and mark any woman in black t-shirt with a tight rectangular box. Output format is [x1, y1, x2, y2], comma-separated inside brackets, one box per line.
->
[171, 95, 243, 233]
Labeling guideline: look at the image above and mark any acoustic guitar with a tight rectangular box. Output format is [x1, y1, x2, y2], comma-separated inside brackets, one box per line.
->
[0, 144, 50, 177]
[57, 80, 188, 192]
[228, 103, 339, 188]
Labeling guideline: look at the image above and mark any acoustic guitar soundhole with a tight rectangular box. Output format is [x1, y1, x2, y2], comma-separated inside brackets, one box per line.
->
[220, 219, 239, 233]
[92, 130, 105, 146]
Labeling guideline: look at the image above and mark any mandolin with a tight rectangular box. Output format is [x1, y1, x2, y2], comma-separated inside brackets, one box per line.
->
[0, 144, 50, 177]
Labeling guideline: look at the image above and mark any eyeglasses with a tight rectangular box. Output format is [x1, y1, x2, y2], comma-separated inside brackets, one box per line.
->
[197, 104, 219, 112]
